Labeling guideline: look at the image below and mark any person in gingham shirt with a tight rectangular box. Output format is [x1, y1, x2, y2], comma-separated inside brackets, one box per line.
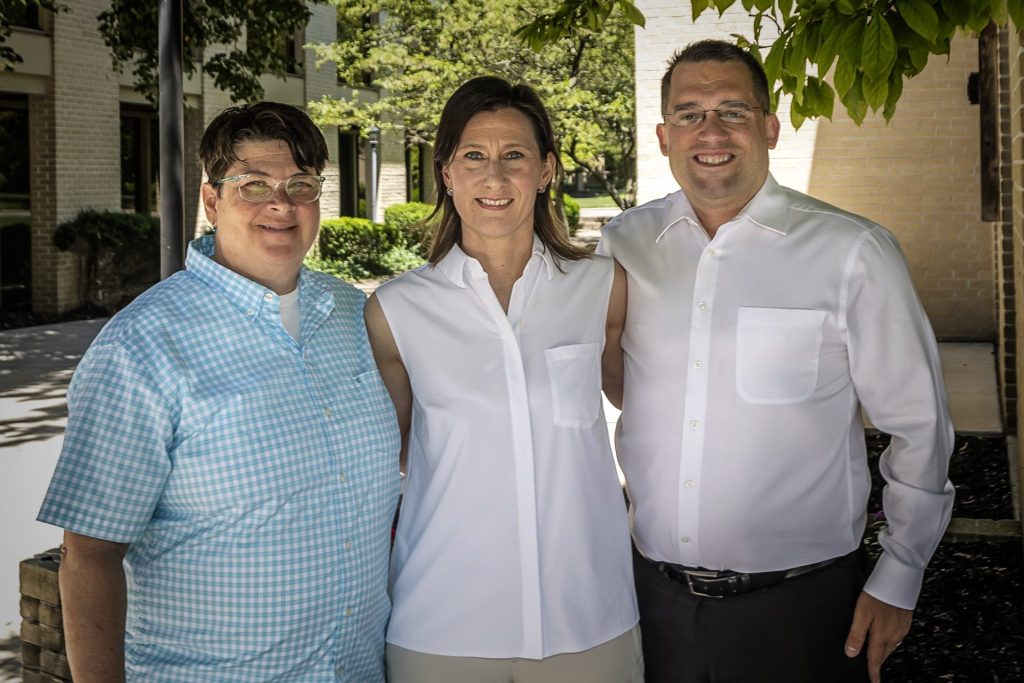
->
[38, 102, 401, 683]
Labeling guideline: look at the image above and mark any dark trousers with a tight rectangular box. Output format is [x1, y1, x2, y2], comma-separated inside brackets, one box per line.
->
[633, 545, 870, 683]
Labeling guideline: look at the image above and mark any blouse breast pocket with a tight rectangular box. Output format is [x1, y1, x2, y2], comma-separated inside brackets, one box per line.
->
[545, 342, 602, 428]
[735, 307, 827, 405]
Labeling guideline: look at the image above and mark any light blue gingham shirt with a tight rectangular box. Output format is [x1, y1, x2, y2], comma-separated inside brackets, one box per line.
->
[39, 236, 401, 682]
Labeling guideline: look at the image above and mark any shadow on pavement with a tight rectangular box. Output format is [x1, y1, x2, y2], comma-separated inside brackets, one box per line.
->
[0, 319, 105, 451]
[0, 632, 19, 682]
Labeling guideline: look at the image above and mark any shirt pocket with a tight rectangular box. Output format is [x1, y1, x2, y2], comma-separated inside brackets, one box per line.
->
[545, 341, 602, 428]
[735, 307, 826, 405]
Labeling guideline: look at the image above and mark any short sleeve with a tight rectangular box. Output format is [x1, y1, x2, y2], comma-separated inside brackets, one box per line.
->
[37, 342, 174, 544]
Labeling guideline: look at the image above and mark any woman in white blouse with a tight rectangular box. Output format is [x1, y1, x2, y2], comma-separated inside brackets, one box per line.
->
[365, 76, 641, 683]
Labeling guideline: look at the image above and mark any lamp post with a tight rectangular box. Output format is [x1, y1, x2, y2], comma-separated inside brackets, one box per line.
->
[367, 125, 380, 222]
[158, 0, 184, 278]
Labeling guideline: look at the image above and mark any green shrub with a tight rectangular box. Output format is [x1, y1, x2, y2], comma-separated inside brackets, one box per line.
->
[562, 193, 580, 233]
[384, 201, 436, 254]
[53, 209, 159, 311]
[317, 216, 403, 280]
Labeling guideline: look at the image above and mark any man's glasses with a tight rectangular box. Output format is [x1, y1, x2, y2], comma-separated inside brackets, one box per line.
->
[662, 103, 764, 128]
[214, 174, 326, 204]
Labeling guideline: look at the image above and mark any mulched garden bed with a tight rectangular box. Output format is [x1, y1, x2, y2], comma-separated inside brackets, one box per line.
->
[866, 433, 1022, 681]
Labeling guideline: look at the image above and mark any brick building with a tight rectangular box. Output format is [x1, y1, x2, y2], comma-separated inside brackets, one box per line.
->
[0, 1, 424, 316]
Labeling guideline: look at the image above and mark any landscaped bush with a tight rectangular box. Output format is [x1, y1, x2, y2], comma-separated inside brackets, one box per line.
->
[384, 201, 435, 255]
[562, 193, 580, 233]
[312, 214, 430, 281]
[53, 209, 159, 311]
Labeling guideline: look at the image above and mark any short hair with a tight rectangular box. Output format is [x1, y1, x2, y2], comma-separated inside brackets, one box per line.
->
[427, 76, 586, 265]
[661, 39, 771, 114]
[199, 101, 328, 186]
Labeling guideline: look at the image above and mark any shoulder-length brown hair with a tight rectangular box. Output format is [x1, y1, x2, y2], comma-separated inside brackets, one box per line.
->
[426, 76, 587, 265]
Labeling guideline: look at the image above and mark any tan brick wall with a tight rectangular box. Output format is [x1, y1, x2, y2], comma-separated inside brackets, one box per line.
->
[31, 0, 121, 313]
[634, 2, 995, 340]
[304, 2, 341, 219]
[808, 35, 994, 341]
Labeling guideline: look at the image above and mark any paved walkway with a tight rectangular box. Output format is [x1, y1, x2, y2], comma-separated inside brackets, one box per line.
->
[0, 318, 1004, 675]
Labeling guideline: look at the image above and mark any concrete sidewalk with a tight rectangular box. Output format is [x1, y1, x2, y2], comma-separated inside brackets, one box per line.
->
[0, 318, 1005, 672]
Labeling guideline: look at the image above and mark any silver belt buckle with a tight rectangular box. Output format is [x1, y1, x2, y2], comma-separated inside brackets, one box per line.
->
[683, 569, 725, 598]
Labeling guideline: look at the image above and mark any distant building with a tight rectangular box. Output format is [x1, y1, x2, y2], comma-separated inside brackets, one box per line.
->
[0, 0, 428, 315]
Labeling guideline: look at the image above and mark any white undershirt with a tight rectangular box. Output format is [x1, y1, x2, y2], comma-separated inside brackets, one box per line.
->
[279, 288, 300, 342]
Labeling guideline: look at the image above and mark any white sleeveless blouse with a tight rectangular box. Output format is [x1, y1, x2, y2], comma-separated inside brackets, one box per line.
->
[377, 242, 637, 659]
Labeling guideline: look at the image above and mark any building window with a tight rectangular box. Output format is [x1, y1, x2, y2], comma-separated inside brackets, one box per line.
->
[0, 95, 31, 309]
[120, 106, 159, 215]
[405, 141, 429, 203]
[338, 128, 365, 217]
[8, 2, 43, 31]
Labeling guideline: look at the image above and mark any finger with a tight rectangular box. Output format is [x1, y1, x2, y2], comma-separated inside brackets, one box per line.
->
[866, 635, 886, 683]
[844, 610, 869, 658]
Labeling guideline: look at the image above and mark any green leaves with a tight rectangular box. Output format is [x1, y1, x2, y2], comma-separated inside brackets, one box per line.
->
[897, 0, 939, 41]
[516, 0, 1021, 126]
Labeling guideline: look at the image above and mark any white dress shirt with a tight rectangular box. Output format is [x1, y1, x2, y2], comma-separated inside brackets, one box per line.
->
[377, 242, 638, 659]
[598, 175, 954, 610]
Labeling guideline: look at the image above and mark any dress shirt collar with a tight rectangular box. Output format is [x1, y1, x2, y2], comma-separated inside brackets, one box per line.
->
[186, 235, 332, 319]
[435, 235, 555, 288]
[655, 173, 789, 243]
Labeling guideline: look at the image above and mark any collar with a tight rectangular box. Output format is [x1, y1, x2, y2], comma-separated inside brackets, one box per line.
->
[655, 173, 789, 243]
[436, 235, 555, 288]
[186, 235, 331, 316]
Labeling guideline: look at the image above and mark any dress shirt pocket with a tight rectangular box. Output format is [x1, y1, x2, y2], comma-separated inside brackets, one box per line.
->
[545, 342, 602, 428]
[736, 307, 826, 404]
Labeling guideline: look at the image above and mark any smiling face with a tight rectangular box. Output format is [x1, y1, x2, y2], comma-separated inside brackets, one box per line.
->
[441, 107, 554, 251]
[201, 139, 320, 294]
[657, 59, 781, 230]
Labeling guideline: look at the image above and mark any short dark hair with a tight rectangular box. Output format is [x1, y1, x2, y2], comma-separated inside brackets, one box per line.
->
[199, 101, 328, 186]
[661, 39, 771, 114]
[427, 76, 586, 265]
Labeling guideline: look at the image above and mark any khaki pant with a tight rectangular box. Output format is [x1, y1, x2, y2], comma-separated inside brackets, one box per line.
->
[386, 625, 644, 683]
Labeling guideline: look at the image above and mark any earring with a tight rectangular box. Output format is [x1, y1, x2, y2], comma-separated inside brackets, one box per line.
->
[537, 186, 547, 194]
[446, 187, 454, 196]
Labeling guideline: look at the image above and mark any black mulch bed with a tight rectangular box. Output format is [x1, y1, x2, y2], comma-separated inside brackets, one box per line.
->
[866, 433, 1022, 681]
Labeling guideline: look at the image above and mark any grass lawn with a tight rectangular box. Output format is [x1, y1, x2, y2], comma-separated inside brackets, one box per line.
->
[572, 195, 618, 209]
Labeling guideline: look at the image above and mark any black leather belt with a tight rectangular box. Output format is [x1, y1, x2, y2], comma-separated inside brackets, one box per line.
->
[651, 555, 841, 598]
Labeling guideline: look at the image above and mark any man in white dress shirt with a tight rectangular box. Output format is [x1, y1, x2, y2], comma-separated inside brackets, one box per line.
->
[598, 40, 954, 683]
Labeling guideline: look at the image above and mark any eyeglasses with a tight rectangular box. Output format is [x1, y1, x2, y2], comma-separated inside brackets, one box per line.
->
[214, 174, 326, 203]
[662, 104, 764, 128]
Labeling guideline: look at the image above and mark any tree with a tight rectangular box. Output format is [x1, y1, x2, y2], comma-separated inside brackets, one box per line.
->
[312, 0, 637, 208]
[96, 0, 321, 104]
[1, 1, 65, 71]
[518, 0, 1024, 126]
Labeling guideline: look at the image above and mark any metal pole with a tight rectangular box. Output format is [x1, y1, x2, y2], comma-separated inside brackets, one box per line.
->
[367, 126, 380, 222]
[158, 0, 185, 278]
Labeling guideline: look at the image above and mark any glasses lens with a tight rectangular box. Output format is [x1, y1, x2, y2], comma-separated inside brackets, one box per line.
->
[237, 179, 273, 202]
[287, 176, 322, 203]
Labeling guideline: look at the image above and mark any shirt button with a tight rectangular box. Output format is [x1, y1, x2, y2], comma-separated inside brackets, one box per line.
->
[693, 360, 702, 369]
[335, 665, 345, 678]
[246, 308, 255, 316]
[344, 541, 353, 551]
[344, 607, 353, 617]
[685, 479, 695, 488]
[697, 302, 707, 311]
[339, 471, 347, 483]
[324, 407, 332, 418]
[689, 420, 699, 429]
[263, 292, 273, 302]
[707, 248, 717, 257]
[681, 536, 691, 543]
